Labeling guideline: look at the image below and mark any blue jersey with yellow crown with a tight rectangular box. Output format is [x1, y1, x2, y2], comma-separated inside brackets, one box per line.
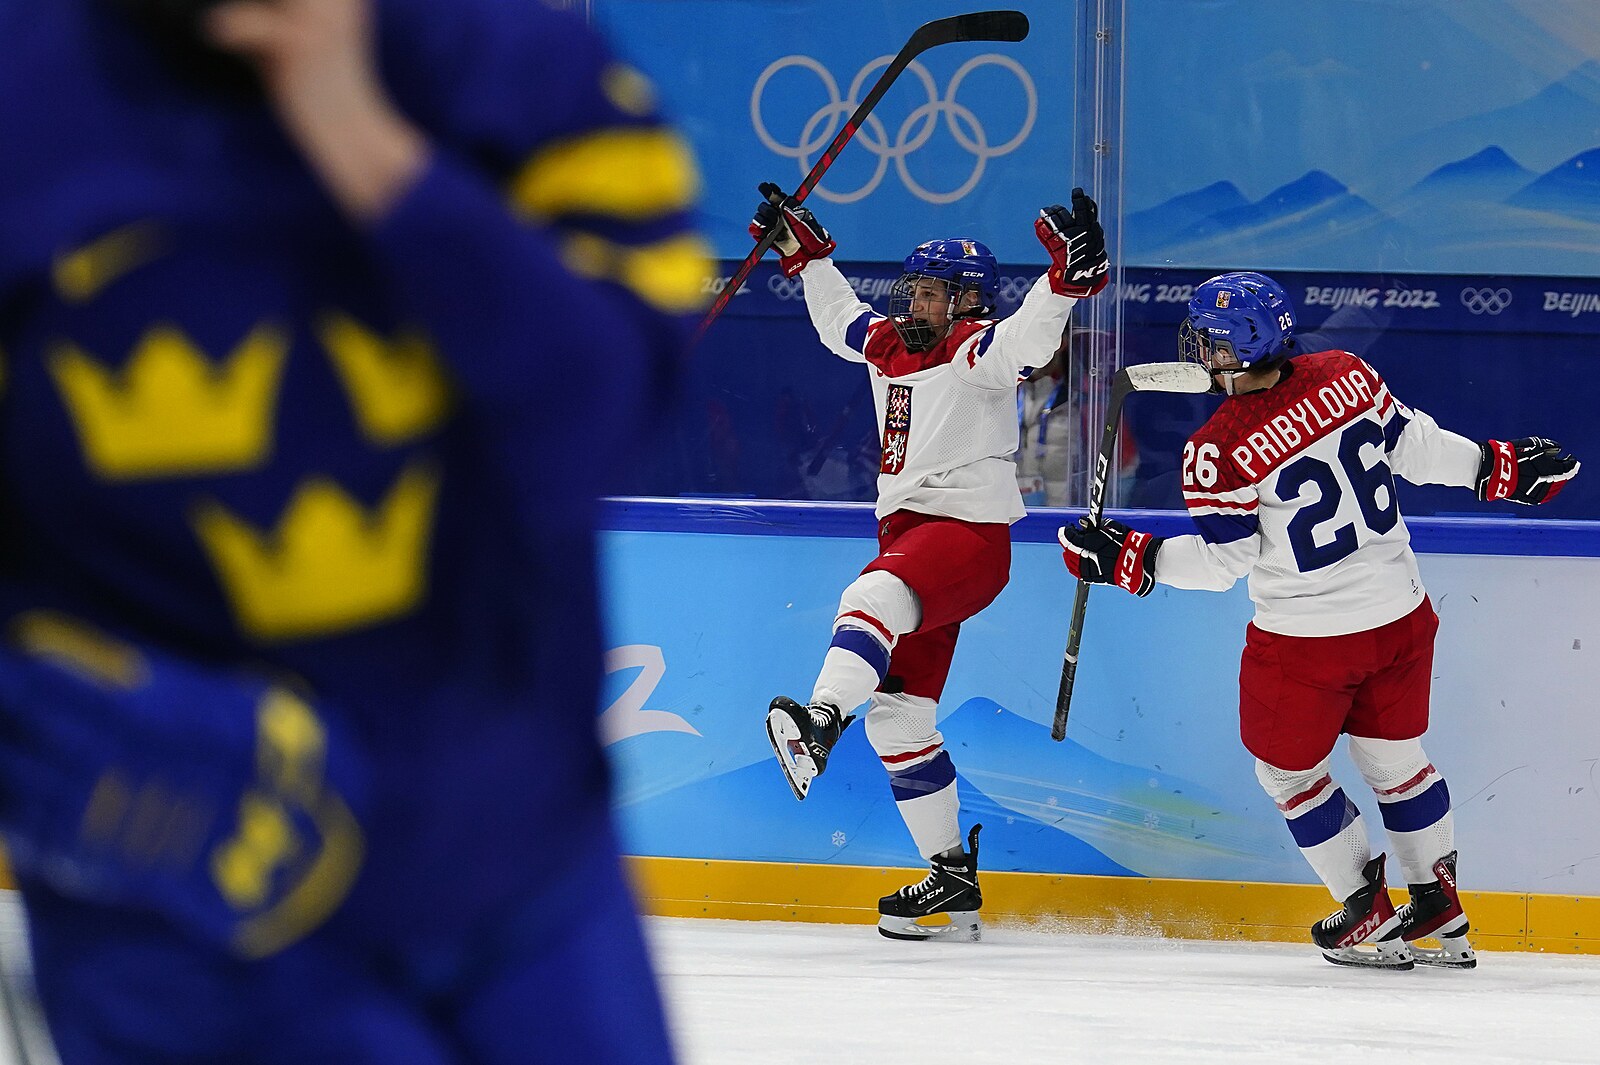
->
[0, 0, 705, 1058]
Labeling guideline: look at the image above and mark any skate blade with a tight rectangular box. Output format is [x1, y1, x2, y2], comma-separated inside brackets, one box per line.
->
[1320, 942, 1415, 970]
[877, 912, 982, 943]
[765, 709, 816, 801]
[1408, 936, 1477, 969]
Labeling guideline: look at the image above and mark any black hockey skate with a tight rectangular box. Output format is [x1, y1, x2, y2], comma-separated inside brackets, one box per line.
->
[766, 696, 853, 800]
[1312, 854, 1413, 969]
[1396, 851, 1476, 969]
[878, 824, 983, 942]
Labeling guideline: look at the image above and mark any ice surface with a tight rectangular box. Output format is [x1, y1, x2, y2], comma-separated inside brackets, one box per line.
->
[646, 917, 1600, 1065]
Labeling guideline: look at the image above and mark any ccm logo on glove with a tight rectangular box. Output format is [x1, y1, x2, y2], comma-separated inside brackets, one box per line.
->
[1115, 529, 1153, 595]
[1475, 437, 1580, 505]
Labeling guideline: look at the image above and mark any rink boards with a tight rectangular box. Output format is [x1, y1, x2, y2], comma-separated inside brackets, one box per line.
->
[625, 857, 1600, 956]
[599, 499, 1600, 954]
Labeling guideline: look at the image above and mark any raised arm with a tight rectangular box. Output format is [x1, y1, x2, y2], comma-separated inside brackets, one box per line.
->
[748, 184, 870, 363]
[954, 188, 1111, 389]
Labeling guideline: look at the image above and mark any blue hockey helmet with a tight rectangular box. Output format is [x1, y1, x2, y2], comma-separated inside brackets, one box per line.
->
[889, 238, 1000, 350]
[1178, 271, 1297, 376]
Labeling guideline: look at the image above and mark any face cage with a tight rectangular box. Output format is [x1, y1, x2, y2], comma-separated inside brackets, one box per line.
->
[1177, 319, 1245, 376]
[890, 274, 987, 352]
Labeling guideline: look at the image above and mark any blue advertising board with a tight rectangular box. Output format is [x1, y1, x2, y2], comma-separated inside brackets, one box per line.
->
[597, 501, 1600, 895]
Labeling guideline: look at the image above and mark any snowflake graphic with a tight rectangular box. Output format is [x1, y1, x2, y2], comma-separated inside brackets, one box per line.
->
[831, 831, 847, 848]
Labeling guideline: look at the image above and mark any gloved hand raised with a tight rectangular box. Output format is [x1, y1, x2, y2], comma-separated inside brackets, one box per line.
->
[1035, 188, 1109, 298]
[749, 182, 836, 277]
[1058, 517, 1161, 597]
[1475, 437, 1580, 505]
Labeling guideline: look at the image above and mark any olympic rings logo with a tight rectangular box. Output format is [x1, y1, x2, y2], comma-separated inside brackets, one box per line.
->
[768, 275, 806, 301]
[1460, 287, 1512, 315]
[751, 53, 1037, 205]
[996, 275, 1036, 304]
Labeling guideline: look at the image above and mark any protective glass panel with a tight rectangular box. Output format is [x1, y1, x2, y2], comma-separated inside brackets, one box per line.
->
[596, 0, 1600, 520]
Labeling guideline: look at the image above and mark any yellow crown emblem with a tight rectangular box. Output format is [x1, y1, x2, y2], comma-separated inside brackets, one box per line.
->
[316, 313, 452, 446]
[50, 325, 288, 480]
[192, 460, 441, 643]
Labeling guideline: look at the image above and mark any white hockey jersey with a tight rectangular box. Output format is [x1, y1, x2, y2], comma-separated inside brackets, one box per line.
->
[798, 258, 1077, 523]
[1155, 350, 1482, 637]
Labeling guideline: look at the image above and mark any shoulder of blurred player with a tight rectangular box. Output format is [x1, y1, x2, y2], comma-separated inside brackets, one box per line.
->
[377, 0, 709, 314]
[378, 0, 668, 170]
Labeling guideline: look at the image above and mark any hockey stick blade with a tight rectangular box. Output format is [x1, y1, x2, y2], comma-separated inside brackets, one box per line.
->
[1123, 362, 1214, 394]
[914, 10, 1030, 48]
[695, 11, 1029, 345]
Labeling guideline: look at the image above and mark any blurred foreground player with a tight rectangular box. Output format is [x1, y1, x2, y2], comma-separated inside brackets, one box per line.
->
[752, 183, 1109, 940]
[1059, 273, 1579, 969]
[0, 0, 709, 1060]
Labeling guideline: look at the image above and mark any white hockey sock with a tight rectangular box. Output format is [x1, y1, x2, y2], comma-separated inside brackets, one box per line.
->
[811, 643, 885, 713]
[811, 571, 920, 712]
[1257, 759, 1372, 901]
[1350, 736, 1456, 884]
[890, 751, 962, 859]
[865, 692, 960, 859]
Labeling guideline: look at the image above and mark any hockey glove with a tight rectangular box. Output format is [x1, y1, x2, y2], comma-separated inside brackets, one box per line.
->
[1475, 437, 1580, 505]
[750, 182, 836, 278]
[0, 612, 368, 960]
[1035, 188, 1109, 298]
[1058, 517, 1161, 597]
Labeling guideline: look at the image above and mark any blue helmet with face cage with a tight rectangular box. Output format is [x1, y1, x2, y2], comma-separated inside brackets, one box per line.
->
[1178, 271, 1298, 373]
[889, 238, 1000, 350]
[900, 238, 1000, 310]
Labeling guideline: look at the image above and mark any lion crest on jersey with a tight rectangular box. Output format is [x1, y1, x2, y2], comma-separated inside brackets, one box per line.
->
[881, 384, 912, 475]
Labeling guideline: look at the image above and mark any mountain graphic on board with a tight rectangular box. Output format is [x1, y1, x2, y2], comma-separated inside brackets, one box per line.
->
[1126, 145, 1600, 274]
[1507, 146, 1600, 222]
[1124, 181, 1249, 245]
[1126, 170, 1403, 268]
[1389, 58, 1600, 194]
[611, 734, 1137, 874]
[1399, 145, 1535, 202]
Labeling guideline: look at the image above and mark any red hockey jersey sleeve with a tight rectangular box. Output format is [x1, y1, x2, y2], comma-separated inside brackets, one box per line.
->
[1153, 446, 1261, 593]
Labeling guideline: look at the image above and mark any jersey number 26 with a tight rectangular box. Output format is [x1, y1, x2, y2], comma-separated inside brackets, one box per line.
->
[1277, 419, 1398, 571]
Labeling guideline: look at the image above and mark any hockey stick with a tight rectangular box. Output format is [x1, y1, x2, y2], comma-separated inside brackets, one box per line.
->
[1051, 362, 1213, 742]
[694, 10, 1030, 345]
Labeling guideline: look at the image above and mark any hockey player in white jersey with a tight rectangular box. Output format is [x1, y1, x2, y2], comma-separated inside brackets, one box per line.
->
[752, 182, 1109, 940]
[1059, 272, 1580, 969]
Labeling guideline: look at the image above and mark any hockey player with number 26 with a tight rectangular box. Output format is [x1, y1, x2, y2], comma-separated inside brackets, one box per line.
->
[751, 182, 1109, 941]
[1058, 272, 1580, 969]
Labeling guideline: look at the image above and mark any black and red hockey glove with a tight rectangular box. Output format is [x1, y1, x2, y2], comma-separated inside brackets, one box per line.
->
[1475, 437, 1580, 505]
[749, 182, 836, 278]
[1035, 188, 1109, 298]
[1058, 518, 1161, 597]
